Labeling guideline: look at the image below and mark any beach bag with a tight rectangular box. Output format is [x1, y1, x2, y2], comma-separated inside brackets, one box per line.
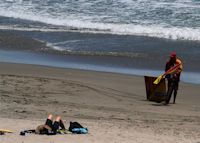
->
[68, 121, 88, 134]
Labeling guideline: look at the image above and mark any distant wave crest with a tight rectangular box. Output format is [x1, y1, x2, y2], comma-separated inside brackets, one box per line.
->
[0, 11, 200, 41]
[1, 0, 200, 41]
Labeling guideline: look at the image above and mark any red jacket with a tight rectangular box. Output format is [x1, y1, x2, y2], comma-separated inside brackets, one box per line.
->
[165, 58, 183, 81]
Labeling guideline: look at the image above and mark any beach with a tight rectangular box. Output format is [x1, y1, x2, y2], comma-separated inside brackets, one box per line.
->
[0, 62, 200, 143]
[1, 0, 200, 142]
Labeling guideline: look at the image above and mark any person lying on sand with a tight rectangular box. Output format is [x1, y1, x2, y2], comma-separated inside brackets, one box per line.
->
[20, 114, 88, 135]
[35, 114, 66, 135]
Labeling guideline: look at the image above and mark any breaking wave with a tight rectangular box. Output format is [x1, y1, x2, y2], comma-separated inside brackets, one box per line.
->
[0, 0, 200, 41]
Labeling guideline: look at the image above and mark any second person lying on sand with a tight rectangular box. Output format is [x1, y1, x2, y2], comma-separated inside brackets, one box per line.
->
[35, 114, 66, 135]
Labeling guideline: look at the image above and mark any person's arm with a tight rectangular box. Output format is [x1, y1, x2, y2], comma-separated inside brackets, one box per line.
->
[175, 58, 183, 74]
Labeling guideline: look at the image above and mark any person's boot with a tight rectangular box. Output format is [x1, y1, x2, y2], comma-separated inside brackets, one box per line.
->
[173, 90, 177, 104]
[165, 86, 173, 105]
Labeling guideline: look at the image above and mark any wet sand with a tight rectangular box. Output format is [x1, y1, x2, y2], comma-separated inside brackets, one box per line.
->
[0, 62, 200, 143]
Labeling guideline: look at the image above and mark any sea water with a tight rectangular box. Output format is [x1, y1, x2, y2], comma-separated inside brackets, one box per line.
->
[0, 0, 200, 84]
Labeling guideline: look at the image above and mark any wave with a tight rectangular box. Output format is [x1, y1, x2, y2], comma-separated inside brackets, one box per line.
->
[0, 11, 200, 41]
[1, 0, 200, 41]
[44, 42, 149, 58]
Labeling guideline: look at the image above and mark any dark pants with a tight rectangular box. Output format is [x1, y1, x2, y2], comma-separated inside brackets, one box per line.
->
[166, 78, 179, 104]
[45, 119, 65, 133]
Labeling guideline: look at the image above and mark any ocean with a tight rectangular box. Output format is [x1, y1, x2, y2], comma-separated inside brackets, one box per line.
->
[0, 0, 200, 84]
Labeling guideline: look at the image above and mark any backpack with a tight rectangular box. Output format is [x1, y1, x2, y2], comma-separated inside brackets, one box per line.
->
[68, 122, 88, 134]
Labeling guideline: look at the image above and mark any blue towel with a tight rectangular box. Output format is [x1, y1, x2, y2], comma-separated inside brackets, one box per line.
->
[71, 128, 88, 134]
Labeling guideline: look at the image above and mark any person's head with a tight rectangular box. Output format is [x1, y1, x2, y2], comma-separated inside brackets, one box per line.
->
[169, 52, 176, 63]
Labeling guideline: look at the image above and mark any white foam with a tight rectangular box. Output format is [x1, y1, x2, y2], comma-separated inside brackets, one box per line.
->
[0, 25, 64, 32]
[1, 18, 200, 42]
[52, 40, 83, 45]
[46, 43, 65, 51]
[45, 40, 83, 52]
[0, 1, 200, 41]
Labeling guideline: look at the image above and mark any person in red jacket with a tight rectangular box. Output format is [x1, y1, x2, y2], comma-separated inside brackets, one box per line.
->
[165, 52, 183, 104]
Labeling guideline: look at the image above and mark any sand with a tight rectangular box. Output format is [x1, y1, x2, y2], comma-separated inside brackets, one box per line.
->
[0, 62, 200, 143]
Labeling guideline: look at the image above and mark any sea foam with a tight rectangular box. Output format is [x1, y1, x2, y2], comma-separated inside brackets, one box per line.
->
[0, 0, 200, 41]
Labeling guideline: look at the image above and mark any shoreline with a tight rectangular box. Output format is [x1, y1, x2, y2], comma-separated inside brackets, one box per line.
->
[1, 58, 200, 85]
[0, 62, 200, 143]
[1, 29, 200, 72]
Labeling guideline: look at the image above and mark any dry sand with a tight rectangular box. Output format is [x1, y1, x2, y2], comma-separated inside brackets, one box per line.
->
[0, 62, 200, 143]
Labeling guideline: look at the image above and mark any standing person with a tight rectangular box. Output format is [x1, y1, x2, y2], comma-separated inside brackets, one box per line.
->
[165, 52, 183, 104]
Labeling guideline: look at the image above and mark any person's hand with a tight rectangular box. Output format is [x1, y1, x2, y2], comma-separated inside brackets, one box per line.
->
[165, 74, 170, 79]
[173, 74, 177, 78]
